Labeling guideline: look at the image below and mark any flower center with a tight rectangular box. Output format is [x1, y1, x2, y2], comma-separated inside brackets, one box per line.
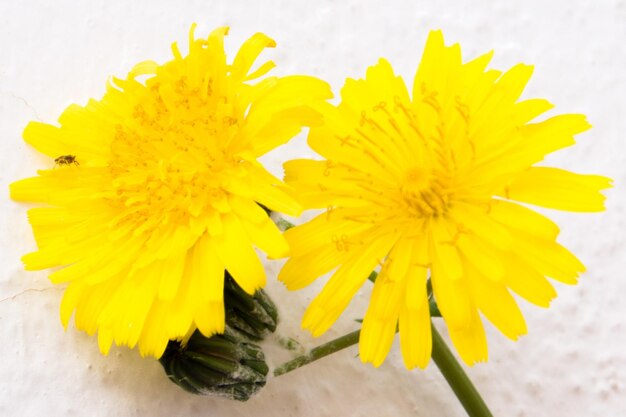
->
[104, 76, 247, 235]
[401, 168, 450, 218]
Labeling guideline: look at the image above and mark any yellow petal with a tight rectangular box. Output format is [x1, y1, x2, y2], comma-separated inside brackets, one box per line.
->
[513, 98, 553, 124]
[244, 166, 303, 216]
[492, 64, 534, 105]
[430, 223, 471, 330]
[98, 327, 114, 355]
[360, 239, 413, 367]
[466, 262, 527, 340]
[404, 238, 429, 310]
[449, 202, 513, 250]
[248, 105, 323, 156]
[505, 167, 611, 212]
[278, 244, 351, 291]
[138, 302, 170, 358]
[60, 281, 85, 328]
[282, 212, 372, 257]
[190, 234, 226, 336]
[129, 60, 158, 78]
[502, 253, 557, 307]
[521, 114, 591, 158]
[213, 214, 266, 294]
[231, 32, 276, 82]
[457, 233, 505, 282]
[22, 122, 67, 158]
[508, 227, 585, 284]
[399, 302, 432, 369]
[430, 219, 463, 281]
[447, 309, 488, 365]
[489, 199, 560, 240]
[241, 214, 290, 259]
[157, 253, 186, 301]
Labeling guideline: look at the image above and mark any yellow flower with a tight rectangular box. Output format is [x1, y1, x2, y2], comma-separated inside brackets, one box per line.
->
[279, 31, 611, 368]
[10, 25, 331, 358]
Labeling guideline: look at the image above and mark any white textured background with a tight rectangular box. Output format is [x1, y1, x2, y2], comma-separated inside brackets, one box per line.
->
[1, 1, 623, 416]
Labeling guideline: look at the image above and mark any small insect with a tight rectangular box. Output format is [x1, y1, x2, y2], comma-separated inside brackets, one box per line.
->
[54, 155, 79, 167]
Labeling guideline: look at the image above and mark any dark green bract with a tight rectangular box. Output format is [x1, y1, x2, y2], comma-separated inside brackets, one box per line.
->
[159, 328, 269, 401]
[224, 272, 278, 341]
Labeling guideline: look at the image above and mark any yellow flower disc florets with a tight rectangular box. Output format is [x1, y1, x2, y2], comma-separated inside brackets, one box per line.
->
[10, 25, 331, 358]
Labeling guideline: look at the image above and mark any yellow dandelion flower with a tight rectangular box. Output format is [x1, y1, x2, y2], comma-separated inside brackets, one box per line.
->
[279, 31, 611, 369]
[10, 25, 331, 358]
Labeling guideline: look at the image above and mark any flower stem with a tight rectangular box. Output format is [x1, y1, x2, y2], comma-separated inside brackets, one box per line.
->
[431, 324, 493, 417]
[272, 214, 295, 231]
[273, 329, 360, 377]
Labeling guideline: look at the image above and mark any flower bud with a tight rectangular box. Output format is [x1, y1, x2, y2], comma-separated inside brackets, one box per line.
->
[159, 327, 269, 401]
[224, 272, 278, 341]
[159, 274, 278, 400]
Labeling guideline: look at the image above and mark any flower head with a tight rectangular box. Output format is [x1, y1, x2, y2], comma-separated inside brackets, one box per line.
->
[10, 25, 331, 358]
[279, 31, 610, 368]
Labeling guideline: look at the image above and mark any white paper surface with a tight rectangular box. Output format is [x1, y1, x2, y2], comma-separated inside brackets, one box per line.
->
[1, 1, 623, 416]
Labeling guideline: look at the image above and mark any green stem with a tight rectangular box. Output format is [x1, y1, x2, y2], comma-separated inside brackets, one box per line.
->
[275, 218, 295, 231]
[431, 324, 493, 417]
[273, 330, 360, 376]
[272, 214, 295, 231]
